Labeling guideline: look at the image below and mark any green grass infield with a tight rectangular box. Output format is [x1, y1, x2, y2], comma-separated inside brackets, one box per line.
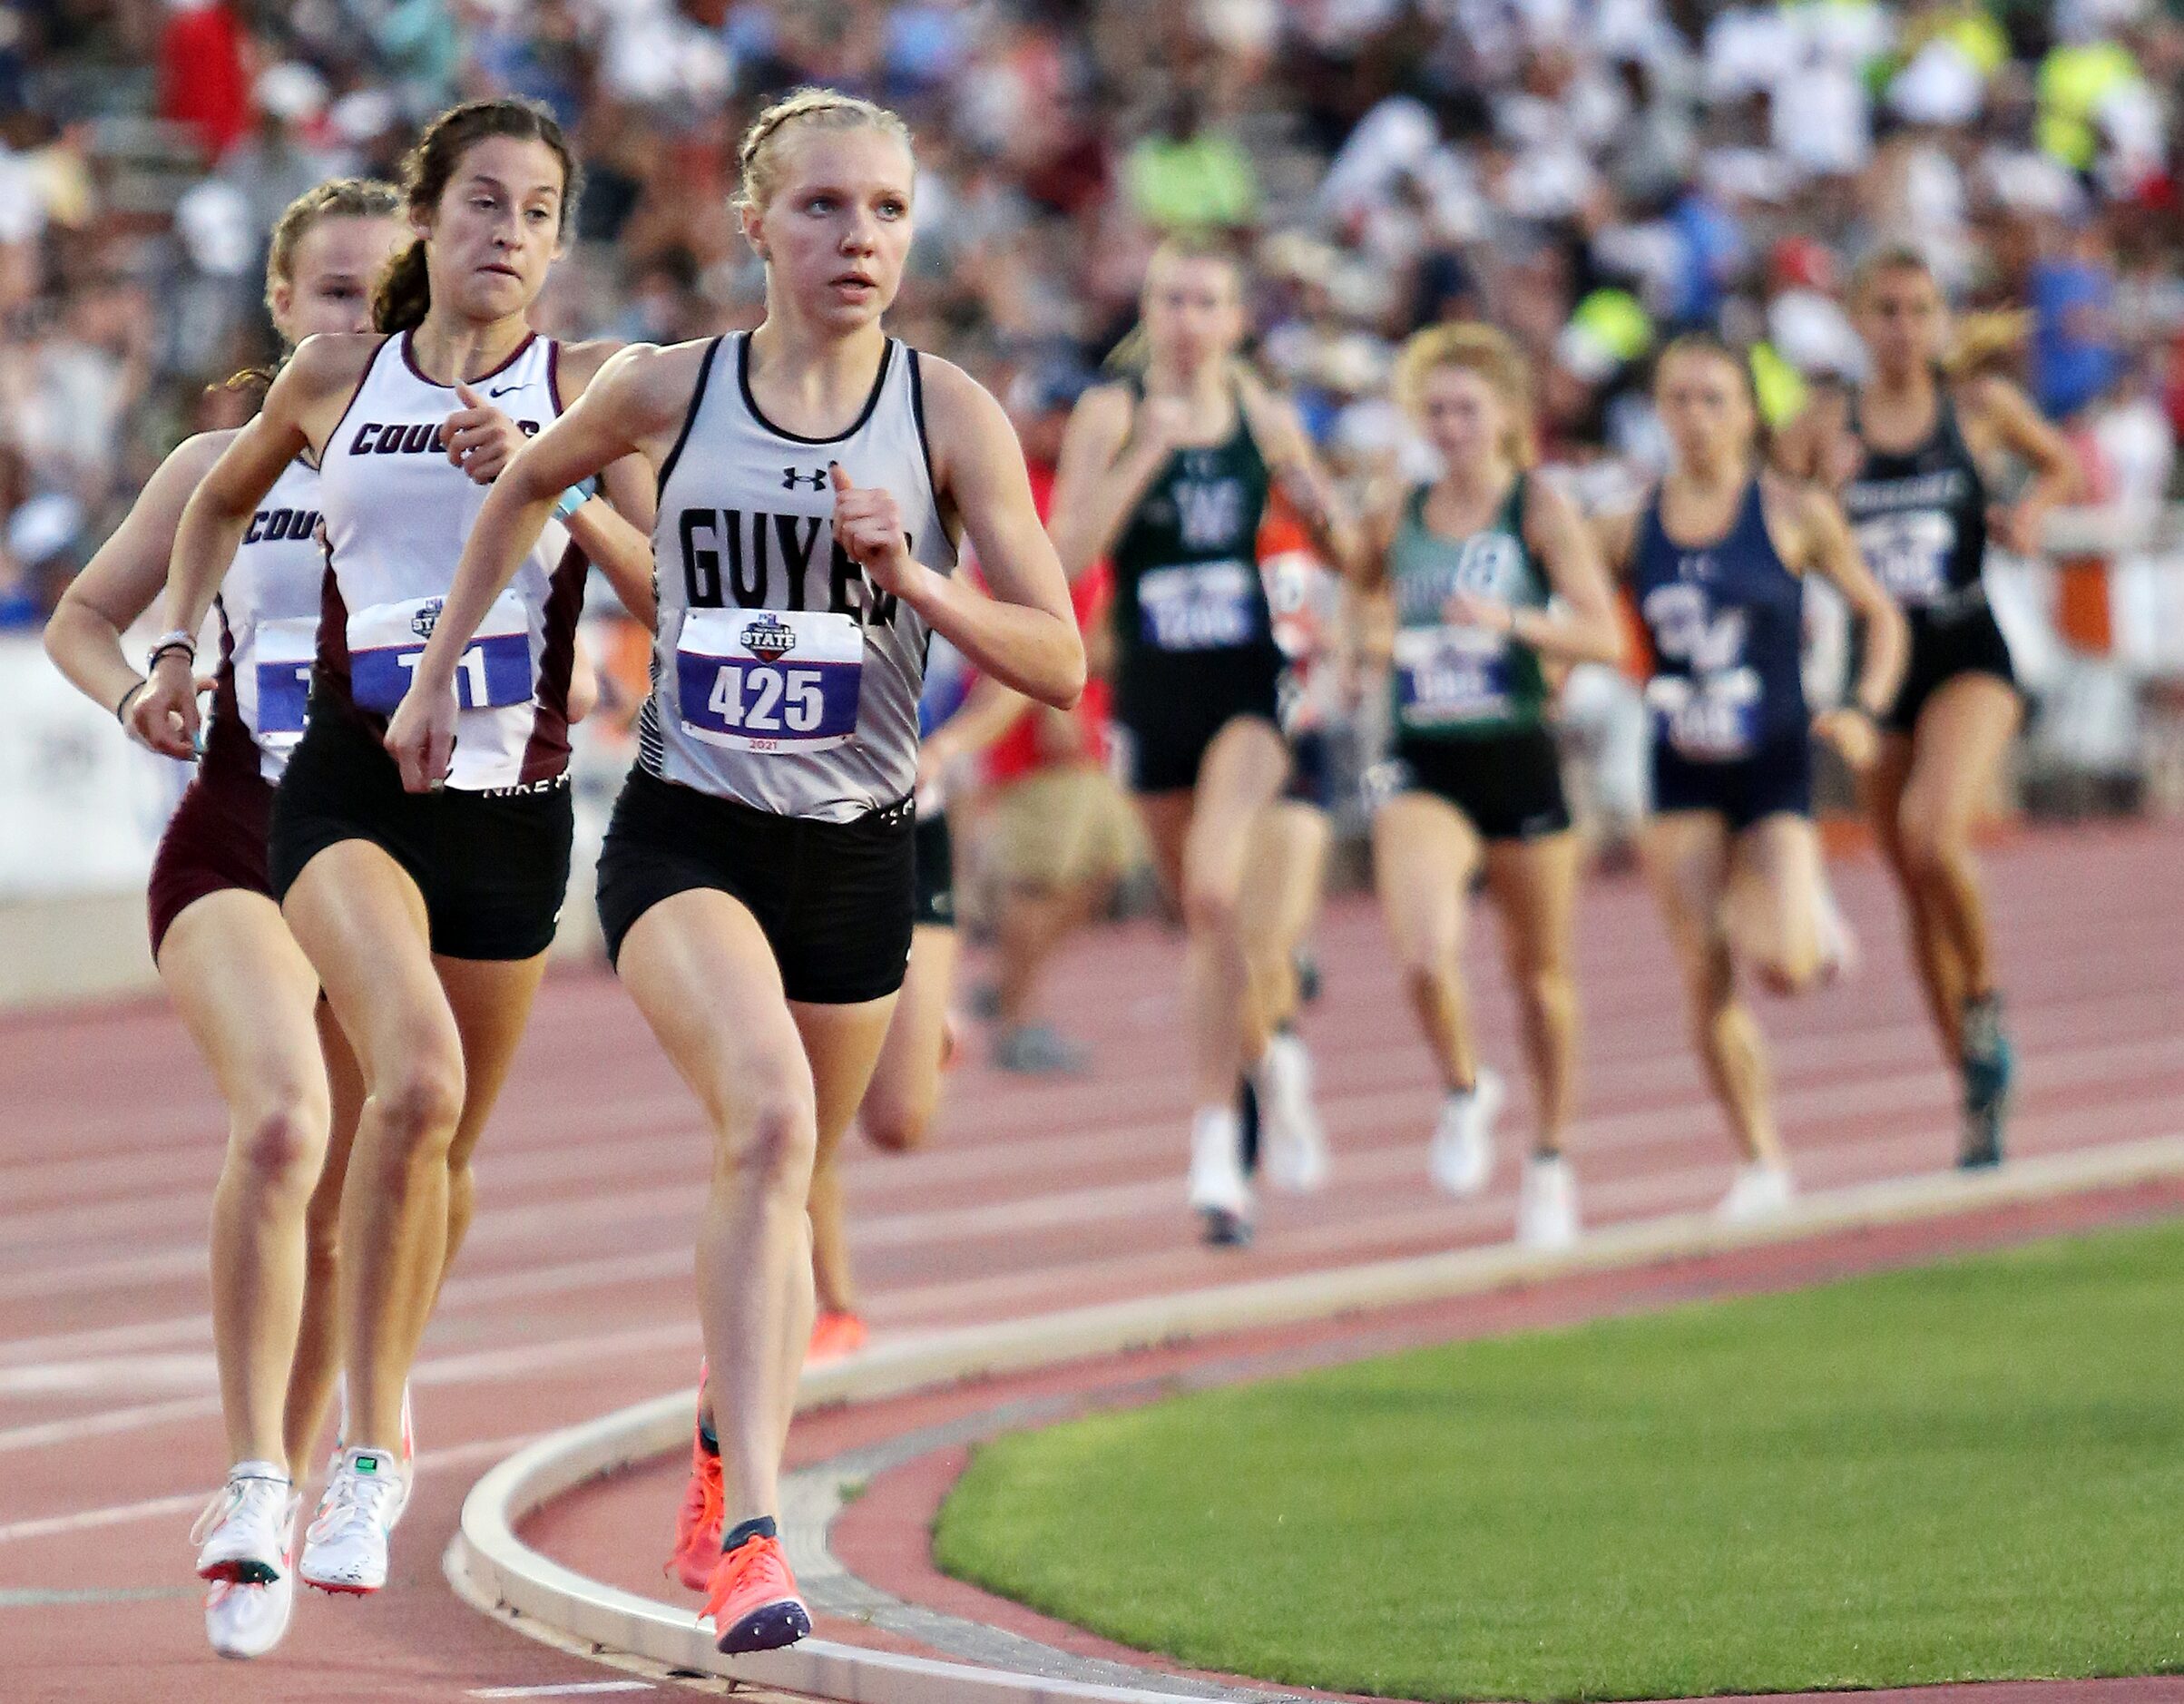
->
[934, 1219, 2184, 1701]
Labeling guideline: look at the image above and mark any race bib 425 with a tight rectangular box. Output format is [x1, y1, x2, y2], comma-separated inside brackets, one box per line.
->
[676, 606, 863, 753]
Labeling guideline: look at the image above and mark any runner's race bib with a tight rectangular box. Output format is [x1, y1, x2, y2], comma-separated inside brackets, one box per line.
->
[347, 591, 534, 714]
[1392, 624, 1513, 729]
[249, 616, 317, 748]
[1647, 669, 1763, 760]
[1138, 560, 1258, 651]
[675, 606, 862, 753]
[1856, 510, 1954, 607]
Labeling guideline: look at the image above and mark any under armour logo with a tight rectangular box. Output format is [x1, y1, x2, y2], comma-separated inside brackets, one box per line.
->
[782, 466, 829, 491]
[1679, 553, 1715, 583]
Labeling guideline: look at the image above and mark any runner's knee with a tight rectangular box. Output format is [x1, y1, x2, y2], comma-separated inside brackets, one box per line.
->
[230, 1096, 329, 1202]
[371, 1053, 465, 1160]
[1894, 799, 1965, 883]
[709, 1062, 818, 1191]
[861, 1085, 932, 1154]
[1755, 949, 1817, 997]
[1180, 871, 1243, 944]
[1399, 952, 1456, 1013]
[1517, 963, 1574, 1031]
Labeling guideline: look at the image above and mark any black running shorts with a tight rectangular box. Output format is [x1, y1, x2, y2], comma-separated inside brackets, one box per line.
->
[1114, 651, 1284, 797]
[594, 767, 915, 1005]
[1389, 725, 1572, 842]
[148, 765, 274, 960]
[913, 810, 955, 929]
[1885, 601, 2019, 736]
[1651, 728, 1813, 834]
[269, 707, 573, 962]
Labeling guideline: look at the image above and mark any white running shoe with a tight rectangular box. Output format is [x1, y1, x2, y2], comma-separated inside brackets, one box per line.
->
[191, 1462, 297, 1585]
[1428, 1070, 1503, 1198]
[1717, 1160, 1796, 1222]
[1255, 1033, 1329, 1194]
[299, 1444, 409, 1595]
[1187, 1106, 1253, 1242]
[204, 1568, 296, 1660]
[1816, 884, 1858, 984]
[1517, 1151, 1580, 1251]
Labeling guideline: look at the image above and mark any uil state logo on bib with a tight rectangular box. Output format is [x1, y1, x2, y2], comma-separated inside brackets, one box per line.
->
[1856, 511, 1955, 607]
[743, 613, 796, 661]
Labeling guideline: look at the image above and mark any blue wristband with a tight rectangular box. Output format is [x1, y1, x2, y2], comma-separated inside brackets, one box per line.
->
[554, 477, 597, 520]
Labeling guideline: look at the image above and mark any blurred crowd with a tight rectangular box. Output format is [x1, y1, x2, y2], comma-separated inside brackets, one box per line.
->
[5, 0, 2182, 1062]
[2, 0, 2180, 631]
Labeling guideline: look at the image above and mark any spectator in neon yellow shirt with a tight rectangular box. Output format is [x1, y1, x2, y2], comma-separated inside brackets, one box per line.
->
[1125, 93, 1258, 233]
[2036, 39, 2139, 171]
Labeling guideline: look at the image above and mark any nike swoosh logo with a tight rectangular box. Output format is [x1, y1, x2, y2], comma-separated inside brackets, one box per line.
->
[486, 385, 520, 398]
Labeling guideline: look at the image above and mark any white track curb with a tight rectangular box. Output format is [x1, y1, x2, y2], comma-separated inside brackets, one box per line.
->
[447, 1134, 2184, 1702]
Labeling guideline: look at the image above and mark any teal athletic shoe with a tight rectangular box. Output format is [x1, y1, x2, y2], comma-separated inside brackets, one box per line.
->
[1958, 993, 2013, 1170]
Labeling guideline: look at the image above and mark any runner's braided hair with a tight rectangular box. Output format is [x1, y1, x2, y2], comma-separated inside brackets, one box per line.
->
[735, 87, 914, 216]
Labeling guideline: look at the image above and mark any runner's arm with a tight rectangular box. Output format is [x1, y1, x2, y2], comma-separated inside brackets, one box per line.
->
[1512, 476, 1626, 666]
[1045, 383, 1177, 578]
[1962, 375, 2078, 556]
[1237, 373, 1364, 579]
[1589, 504, 1642, 583]
[882, 358, 1083, 710]
[44, 432, 228, 739]
[387, 342, 690, 790]
[146, 342, 353, 756]
[553, 339, 659, 628]
[1796, 484, 1907, 720]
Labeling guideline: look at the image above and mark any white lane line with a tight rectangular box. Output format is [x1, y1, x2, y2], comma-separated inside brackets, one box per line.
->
[5, 1028, 2181, 1396]
[469, 1685, 655, 1699]
[0, 1395, 223, 1455]
[0, 1247, 697, 1368]
[0, 844, 2164, 1166]
[0, 1586, 196, 1606]
[861, 1110, 2179, 1325]
[2, 906, 2170, 1220]
[0, 1319, 703, 1454]
[4, 1102, 2163, 1454]
[0, 1427, 539, 1544]
[0, 1354, 214, 1396]
[8, 1001, 2180, 1307]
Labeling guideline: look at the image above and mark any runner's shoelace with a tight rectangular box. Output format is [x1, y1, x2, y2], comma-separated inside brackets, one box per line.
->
[309, 1465, 402, 1543]
[190, 1473, 291, 1549]
[703, 1535, 788, 1620]
[679, 1460, 723, 1549]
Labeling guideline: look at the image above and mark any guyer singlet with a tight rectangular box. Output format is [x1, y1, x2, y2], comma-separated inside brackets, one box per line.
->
[314, 330, 584, 791]
[641, 332, 955, 823]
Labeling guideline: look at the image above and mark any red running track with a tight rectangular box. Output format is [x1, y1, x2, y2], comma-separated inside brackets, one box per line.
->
[2, 824, 2181, 1702]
